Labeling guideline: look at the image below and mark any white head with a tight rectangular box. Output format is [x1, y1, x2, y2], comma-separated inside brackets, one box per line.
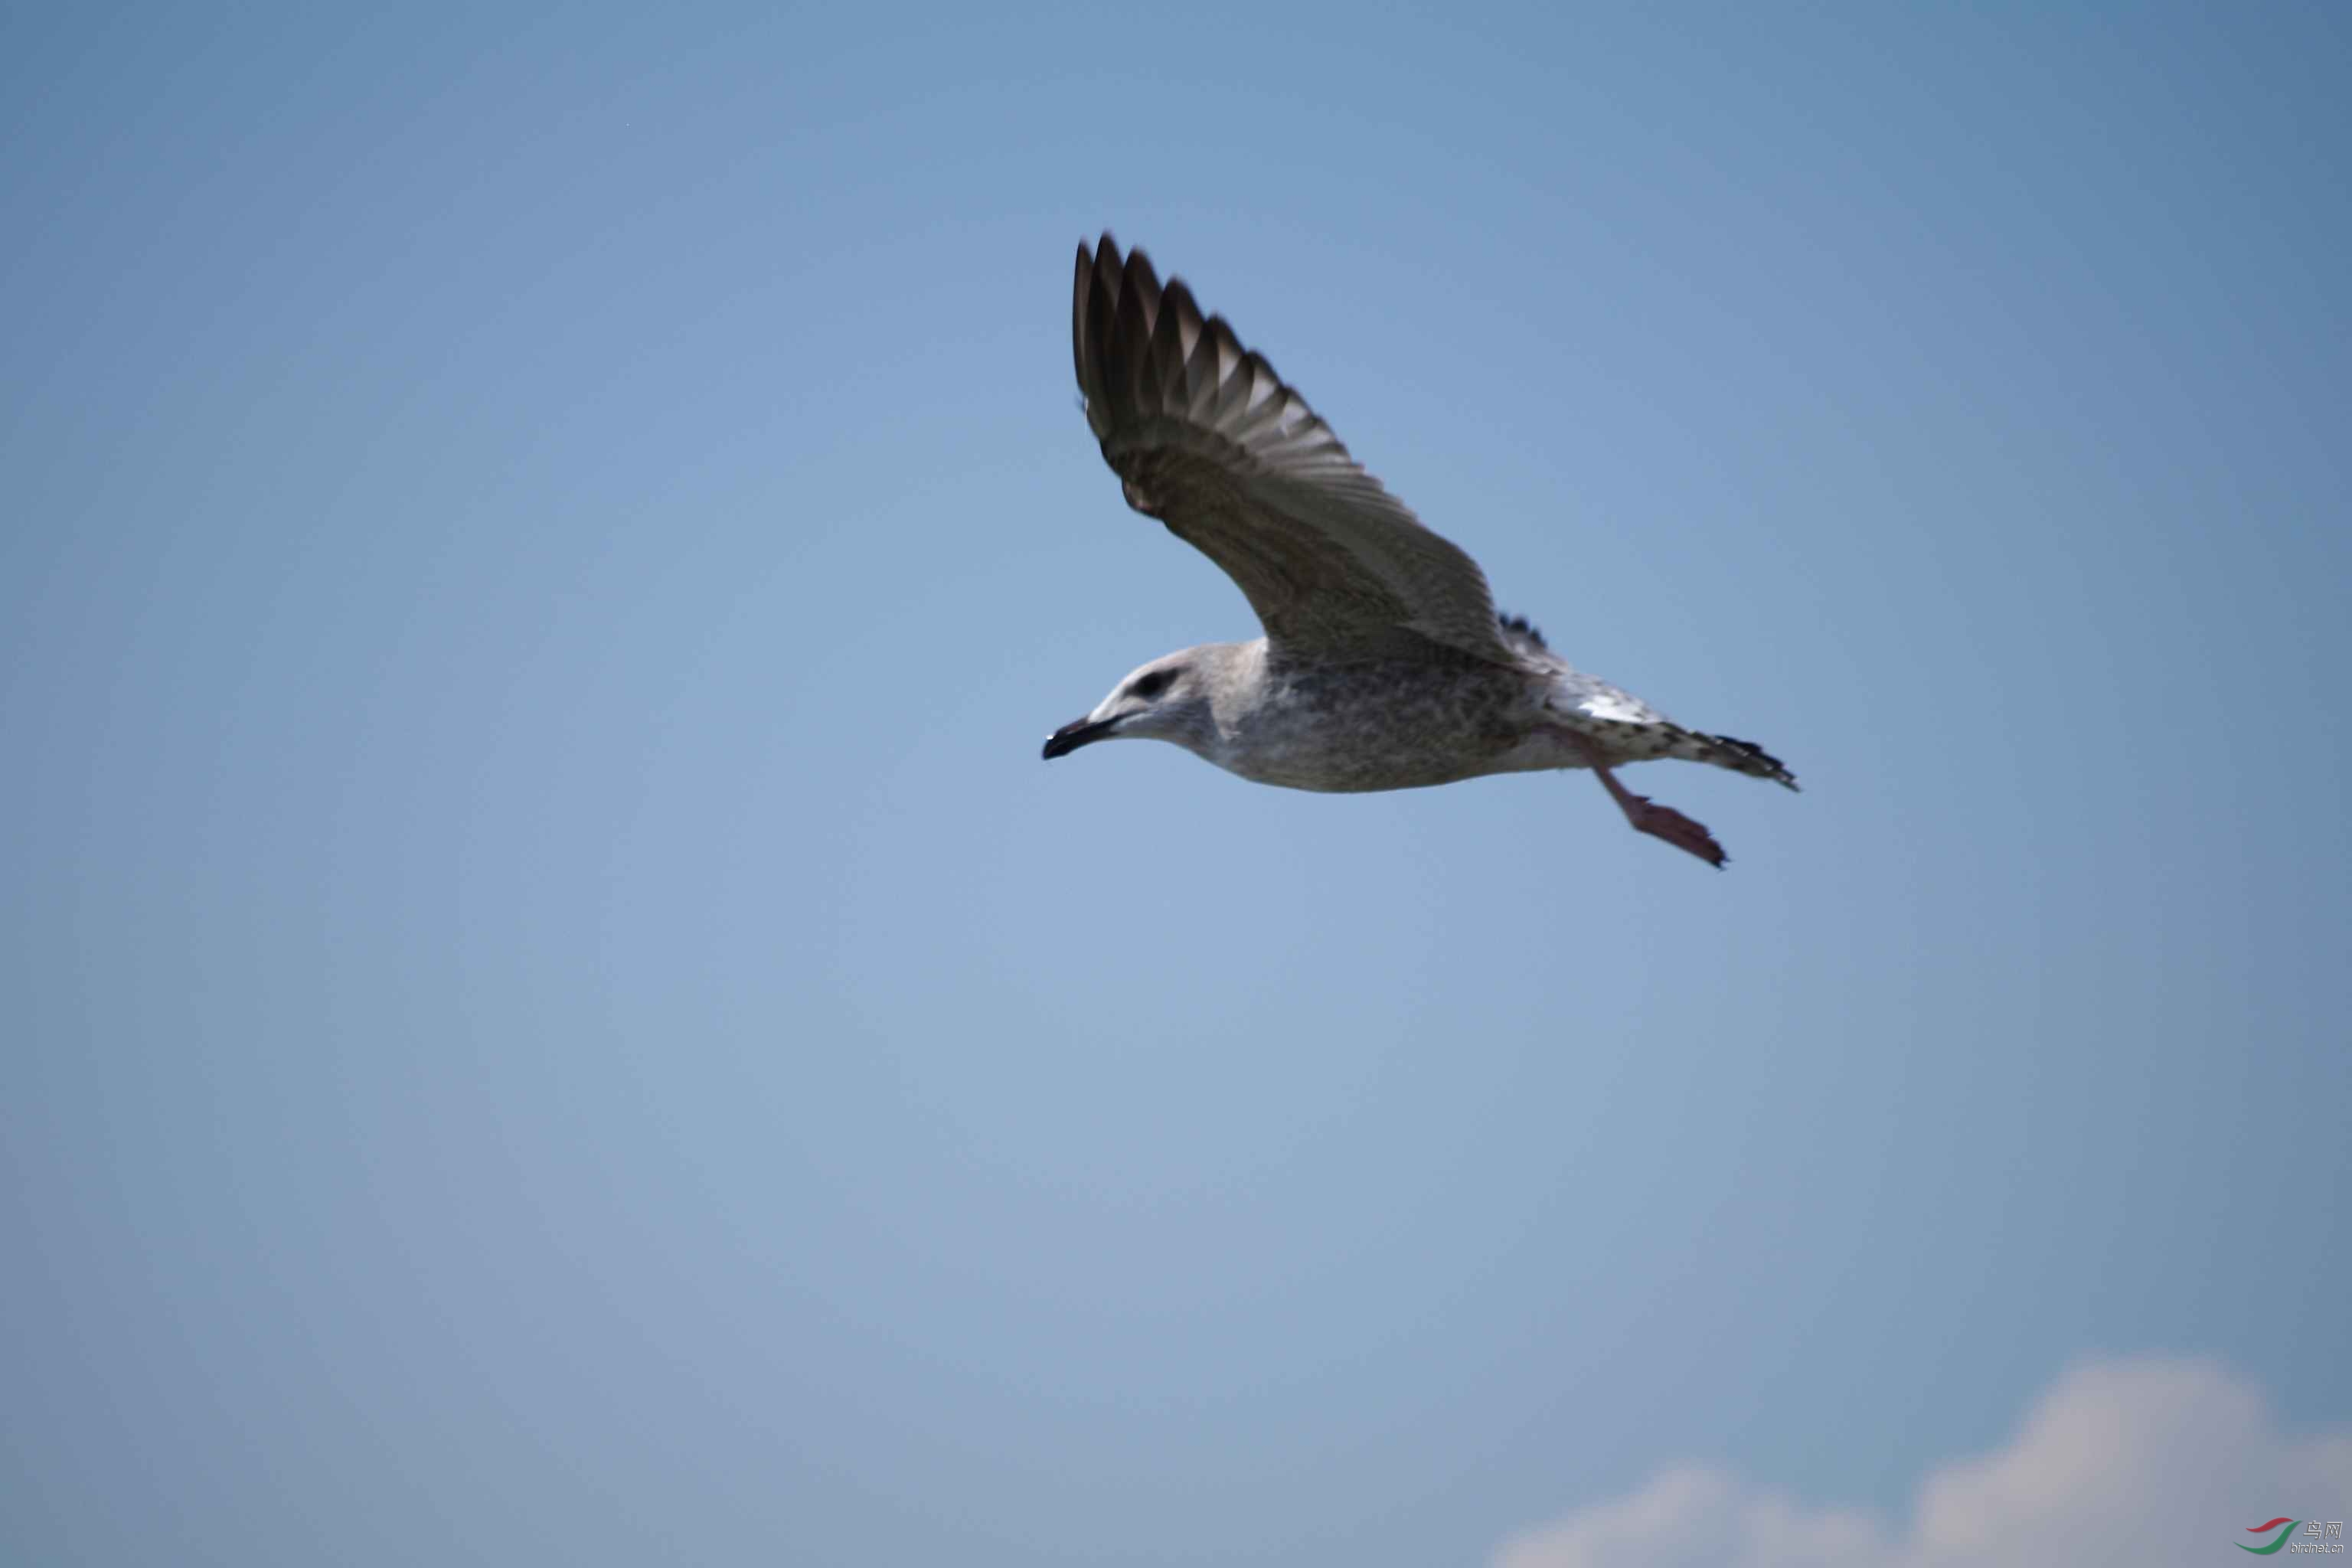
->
[1040, 645, 1237, 763]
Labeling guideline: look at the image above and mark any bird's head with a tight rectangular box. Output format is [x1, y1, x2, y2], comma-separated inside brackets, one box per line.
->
[1041, 649, 1223, 760]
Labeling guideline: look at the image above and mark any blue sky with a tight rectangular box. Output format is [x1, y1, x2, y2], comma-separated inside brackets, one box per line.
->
[5, 5, 2347, 1564]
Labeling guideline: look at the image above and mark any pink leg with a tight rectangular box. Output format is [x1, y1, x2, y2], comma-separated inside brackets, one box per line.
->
[1580, 743, 1729, 868]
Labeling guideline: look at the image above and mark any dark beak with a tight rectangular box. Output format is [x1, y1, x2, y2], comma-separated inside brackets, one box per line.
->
[1041, 715, 1116, 760]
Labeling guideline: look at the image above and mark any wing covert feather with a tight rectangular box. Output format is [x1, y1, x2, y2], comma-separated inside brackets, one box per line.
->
[1071, 235, 1514, 664]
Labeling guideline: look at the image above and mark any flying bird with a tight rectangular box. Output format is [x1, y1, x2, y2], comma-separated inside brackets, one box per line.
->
[1043, 235, 1796, 867]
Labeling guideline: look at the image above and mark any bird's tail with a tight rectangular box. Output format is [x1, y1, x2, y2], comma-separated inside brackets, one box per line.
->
[1667, 727, 1801, 791]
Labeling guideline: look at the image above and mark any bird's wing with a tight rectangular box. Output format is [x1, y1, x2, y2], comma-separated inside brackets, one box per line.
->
[1072, 235, 1517, 665]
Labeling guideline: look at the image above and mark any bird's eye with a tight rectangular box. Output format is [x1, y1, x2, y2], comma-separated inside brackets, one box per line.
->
[1131, 670, 1174, 700]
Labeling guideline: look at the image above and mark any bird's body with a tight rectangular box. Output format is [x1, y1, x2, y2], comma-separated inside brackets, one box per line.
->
[1112, 632, 1790, 799]
[1044, 235, 1796, 867]
[1158, 639, 1540, 794]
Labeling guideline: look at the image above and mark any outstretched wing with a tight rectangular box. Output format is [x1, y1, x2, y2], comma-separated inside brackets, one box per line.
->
[1072, 235, 1517, 665]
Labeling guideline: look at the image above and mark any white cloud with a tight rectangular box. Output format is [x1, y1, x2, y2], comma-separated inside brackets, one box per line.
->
[1495, 1357, 2352, 1568]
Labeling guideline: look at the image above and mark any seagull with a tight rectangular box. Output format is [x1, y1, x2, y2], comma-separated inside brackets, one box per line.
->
[1042, 235, 1797, 867]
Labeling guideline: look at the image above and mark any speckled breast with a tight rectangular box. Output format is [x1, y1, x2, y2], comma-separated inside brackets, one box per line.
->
[1214, 657, 1544, 793]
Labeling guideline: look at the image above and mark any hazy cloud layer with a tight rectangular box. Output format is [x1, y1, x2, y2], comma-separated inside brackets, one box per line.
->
[1496, 1358, 2352, 1568]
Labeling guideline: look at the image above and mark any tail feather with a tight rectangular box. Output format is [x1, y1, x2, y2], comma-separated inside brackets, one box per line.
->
[1677, 729, 1800, 791]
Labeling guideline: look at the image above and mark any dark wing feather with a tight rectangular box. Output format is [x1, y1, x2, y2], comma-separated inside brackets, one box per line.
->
[1072, 235, 1516, 665]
